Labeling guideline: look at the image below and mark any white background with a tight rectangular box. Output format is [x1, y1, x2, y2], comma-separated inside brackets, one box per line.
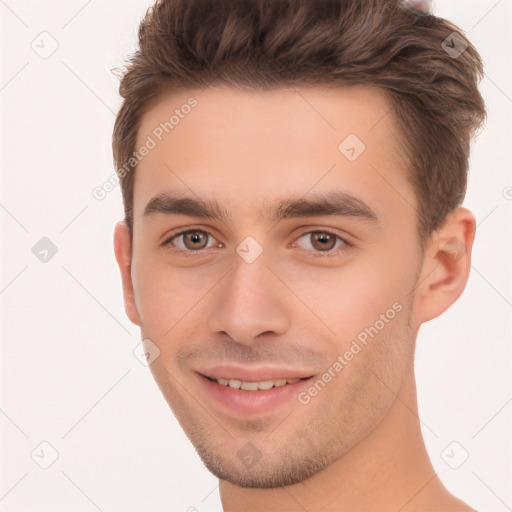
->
[0, 0, 510, 511]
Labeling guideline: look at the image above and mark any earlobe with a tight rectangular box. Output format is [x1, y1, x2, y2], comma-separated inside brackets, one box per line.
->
[113, 221, 141, 326]
[412, 207, 476, 324]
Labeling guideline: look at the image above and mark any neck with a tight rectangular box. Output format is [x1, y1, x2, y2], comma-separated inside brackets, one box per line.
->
[219, 365, 472, 511]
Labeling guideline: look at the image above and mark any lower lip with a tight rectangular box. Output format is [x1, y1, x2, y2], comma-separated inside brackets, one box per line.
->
[197, 373, 313, 417]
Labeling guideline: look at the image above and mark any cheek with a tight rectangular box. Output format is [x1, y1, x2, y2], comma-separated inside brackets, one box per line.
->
[335, 300, 413, 407]
[284, 253, 413, 344]
[131, 256, 218, 339]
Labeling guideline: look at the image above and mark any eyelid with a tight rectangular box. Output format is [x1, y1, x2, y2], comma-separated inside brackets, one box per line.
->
[162, 228, 222, 254]
[159, 224, 221, 244]
[162, 227, 353, 257]
[290, 229, 352, 258]
[293, 226, 353, 245]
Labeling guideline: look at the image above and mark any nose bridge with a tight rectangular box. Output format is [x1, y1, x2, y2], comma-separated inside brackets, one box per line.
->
[208, 249, 289, 344]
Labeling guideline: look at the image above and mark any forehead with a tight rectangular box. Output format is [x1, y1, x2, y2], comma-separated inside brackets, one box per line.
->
[133, 85, 414, 225]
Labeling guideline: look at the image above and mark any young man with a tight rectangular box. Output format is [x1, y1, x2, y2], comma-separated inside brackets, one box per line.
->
[112, 0, 486, 510]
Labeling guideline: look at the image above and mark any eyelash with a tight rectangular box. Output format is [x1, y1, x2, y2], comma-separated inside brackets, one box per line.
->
[161, 229, 352, 259]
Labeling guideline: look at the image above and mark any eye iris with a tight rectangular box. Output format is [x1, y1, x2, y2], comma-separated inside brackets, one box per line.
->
[178, 231, 339, 252]
[311, 232, 336, 251]
[184, 231, 207, 250]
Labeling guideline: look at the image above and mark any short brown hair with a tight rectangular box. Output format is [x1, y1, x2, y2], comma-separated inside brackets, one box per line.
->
[112, 0, 486, 242]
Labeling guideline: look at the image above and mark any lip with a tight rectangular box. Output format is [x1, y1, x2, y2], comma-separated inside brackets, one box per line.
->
[195, 364, 315, 382]
[196, 371, 315, 417]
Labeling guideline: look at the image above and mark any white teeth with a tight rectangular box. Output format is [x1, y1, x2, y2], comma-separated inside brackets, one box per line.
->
[214, 377, 302, 390]
[257, 380, 274, 390]
[228, 379, 242, 389]
[240, 381, 259, 391]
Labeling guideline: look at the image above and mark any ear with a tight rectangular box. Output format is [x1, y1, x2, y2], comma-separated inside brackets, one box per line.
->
[113, 221, 141, 326]
[412, 207, 476, 325]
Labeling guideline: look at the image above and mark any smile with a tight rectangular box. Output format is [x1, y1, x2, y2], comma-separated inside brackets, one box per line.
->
[198, 372, 314, 416]
[206, 376, 302, 390]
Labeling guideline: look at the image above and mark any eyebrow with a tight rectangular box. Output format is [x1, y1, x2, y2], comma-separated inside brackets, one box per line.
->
[143, 190, 379, 224]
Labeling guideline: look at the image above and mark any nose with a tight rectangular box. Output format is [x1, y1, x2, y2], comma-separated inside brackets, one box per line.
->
[207, 254, 290, 346]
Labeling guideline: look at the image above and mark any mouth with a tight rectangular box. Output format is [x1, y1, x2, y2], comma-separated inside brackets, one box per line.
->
[196, 371, 315, 417]
[203, 375, 307, 390]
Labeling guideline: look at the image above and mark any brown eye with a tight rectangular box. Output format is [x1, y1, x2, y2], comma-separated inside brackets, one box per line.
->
[165, 230, 217, 252]
[182, 231, 209, 250]
[310, 232, 337, 251]
[295, 230, 349, 257]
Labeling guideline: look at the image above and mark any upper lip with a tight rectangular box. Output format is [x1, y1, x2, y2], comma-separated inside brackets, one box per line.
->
[197, 365, 315, 382]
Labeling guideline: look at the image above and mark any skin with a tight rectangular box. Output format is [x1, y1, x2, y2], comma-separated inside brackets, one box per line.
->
[114, 85, 477, 511]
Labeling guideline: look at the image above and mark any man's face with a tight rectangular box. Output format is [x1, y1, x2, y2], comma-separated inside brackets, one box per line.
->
[127, 85, 423, 487]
